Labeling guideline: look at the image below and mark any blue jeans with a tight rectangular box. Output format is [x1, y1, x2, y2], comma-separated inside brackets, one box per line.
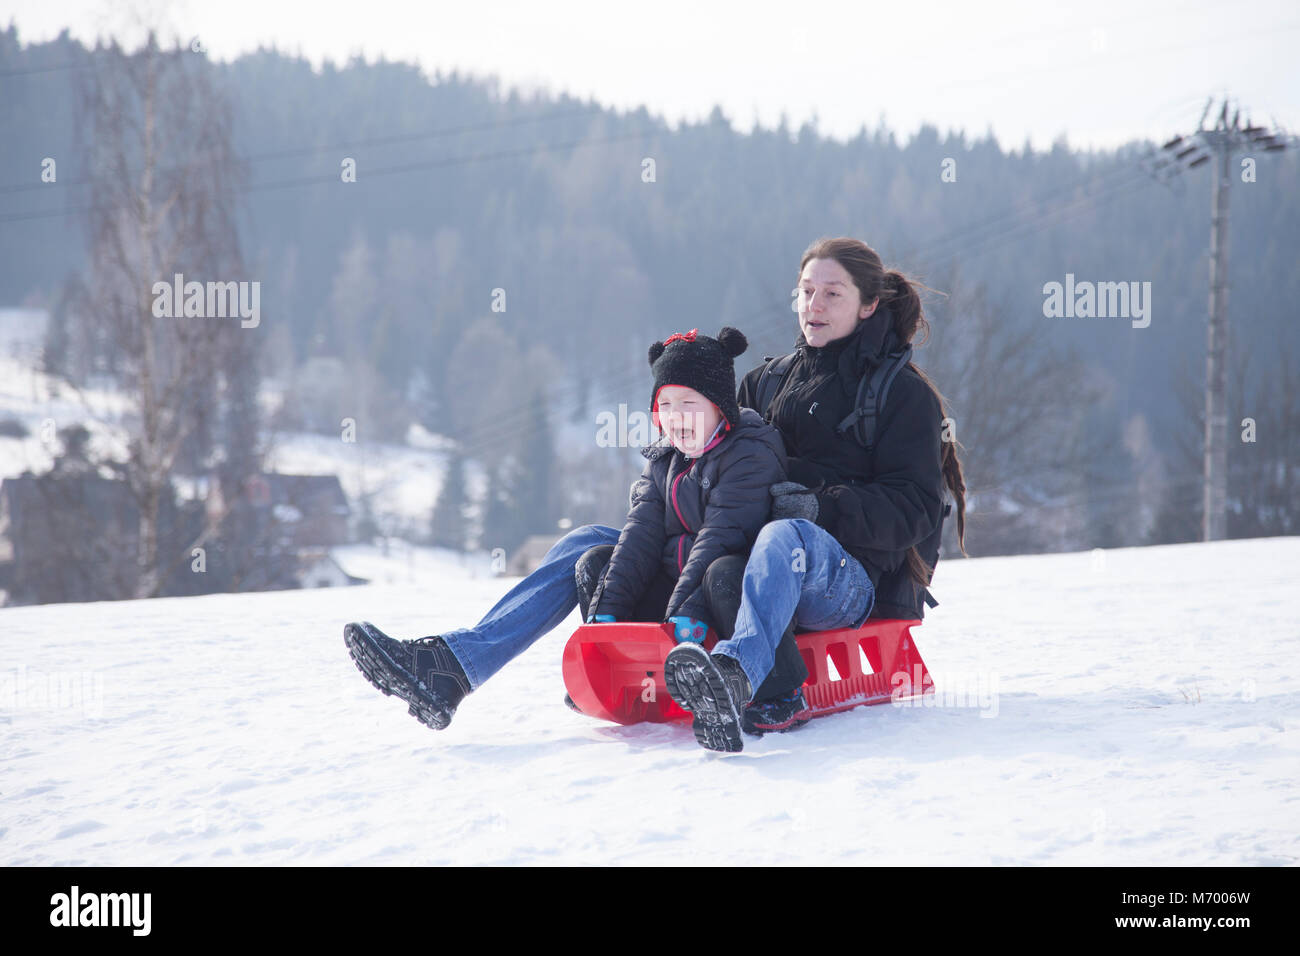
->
[441, 524, 620, 689]
[439, 519, 873, 695]
[712, 518, 875, 694]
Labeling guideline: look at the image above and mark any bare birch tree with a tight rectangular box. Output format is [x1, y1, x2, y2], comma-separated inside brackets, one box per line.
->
[76, 32, 260, 598]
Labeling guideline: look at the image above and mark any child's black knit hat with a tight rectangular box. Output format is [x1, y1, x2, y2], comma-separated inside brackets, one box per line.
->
[648, 327, 748, 430]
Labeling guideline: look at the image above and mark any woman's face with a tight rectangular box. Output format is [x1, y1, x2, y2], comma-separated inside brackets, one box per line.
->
[796, 257, 878, 347]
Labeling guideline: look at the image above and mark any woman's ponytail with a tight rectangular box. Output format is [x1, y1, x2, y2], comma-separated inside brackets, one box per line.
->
[883, 269, 928, 348]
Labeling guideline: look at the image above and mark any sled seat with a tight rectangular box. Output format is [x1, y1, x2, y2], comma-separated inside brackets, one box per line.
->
[561, 619, 934, 726]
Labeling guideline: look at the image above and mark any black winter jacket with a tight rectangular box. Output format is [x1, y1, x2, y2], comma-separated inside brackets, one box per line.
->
[737, 308, 946, 616]
[595, 408, 787, 623]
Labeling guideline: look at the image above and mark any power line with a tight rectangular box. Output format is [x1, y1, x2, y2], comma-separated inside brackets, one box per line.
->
[0, 105, 612, 195]
[910, 166, 1152, 268]
[114, 129, 1159, 467]
[0, 60, 90, 77]
[7, 81, 1215, 482]
[245, 129, 647, 192]
[0, 127, 650, 224]
[451, 156, 1163, 461]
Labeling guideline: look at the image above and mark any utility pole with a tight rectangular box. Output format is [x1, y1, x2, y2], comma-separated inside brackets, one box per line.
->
[1150, 97, 1290, 541]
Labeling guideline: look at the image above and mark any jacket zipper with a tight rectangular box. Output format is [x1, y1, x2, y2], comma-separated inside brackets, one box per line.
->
[671, 460, 696, 572]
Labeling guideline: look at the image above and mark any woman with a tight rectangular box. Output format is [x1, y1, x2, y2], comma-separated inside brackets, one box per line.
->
[662, 236, 967, 751]
[344, 236, 967, 752]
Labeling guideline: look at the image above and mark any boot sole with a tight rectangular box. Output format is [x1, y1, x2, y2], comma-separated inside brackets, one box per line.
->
[663, 643, 745, 753]
[344, 622, 455, 730]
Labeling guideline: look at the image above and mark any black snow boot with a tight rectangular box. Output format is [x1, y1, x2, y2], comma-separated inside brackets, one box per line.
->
[743, 688, 812, 735]
[663, 643, 752, 753]
[344, 621, 471, 730]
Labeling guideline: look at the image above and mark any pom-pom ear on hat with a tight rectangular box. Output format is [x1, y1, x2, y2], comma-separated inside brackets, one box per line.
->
[716, 327, 747, 359]
[648, 341, 666, 366]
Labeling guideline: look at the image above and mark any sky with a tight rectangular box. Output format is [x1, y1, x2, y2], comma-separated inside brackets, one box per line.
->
[2, 0, 1297, 152]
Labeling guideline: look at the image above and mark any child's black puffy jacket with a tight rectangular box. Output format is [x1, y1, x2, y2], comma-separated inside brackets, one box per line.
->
[594, 408, 787, 623]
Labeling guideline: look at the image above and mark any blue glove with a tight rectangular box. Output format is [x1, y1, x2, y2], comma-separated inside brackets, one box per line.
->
[587, 613, 616, 624]
[667, 616, 709, 643]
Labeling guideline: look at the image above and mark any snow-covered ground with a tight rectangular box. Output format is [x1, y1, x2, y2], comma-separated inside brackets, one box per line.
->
[2, 535, 1297, 865]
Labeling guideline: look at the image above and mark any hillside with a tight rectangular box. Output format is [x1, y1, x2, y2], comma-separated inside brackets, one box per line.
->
[2, 535, 1296, 865]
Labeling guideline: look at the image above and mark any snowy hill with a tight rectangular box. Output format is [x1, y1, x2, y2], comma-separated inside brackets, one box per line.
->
[2, 535, 1297, 865]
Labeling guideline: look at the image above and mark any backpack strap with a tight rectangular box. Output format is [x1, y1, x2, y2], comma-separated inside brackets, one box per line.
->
[752, 352, 797, 421]
[835, 344, 914, 451]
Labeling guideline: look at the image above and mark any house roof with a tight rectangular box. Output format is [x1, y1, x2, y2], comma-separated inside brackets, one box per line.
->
[257, 474, 350, 514]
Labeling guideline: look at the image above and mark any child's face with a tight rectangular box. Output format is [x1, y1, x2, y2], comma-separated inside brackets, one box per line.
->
[656, 385, 723, 456]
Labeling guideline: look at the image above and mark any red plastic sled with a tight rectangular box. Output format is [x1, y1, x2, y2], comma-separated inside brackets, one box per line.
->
[561, 619, 934, 726]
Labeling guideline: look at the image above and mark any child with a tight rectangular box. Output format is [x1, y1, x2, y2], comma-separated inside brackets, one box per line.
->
[579, 328, 789, 745]
[343, 327, 786, 742]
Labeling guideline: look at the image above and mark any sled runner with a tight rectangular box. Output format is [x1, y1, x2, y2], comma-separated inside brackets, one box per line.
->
[561, 619, 934, 726]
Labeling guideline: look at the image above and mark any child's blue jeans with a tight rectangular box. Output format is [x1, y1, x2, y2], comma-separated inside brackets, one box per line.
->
[440, 524, 621, 689]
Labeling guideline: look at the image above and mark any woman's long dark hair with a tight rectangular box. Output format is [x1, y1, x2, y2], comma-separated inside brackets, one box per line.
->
[798, 237, 968, 586]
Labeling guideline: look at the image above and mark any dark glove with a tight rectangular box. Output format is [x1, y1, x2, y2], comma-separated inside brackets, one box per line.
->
[770, 481, 819, 521]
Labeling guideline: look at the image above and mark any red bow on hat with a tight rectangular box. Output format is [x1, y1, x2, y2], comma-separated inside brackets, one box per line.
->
[663, 329, 699, 346]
